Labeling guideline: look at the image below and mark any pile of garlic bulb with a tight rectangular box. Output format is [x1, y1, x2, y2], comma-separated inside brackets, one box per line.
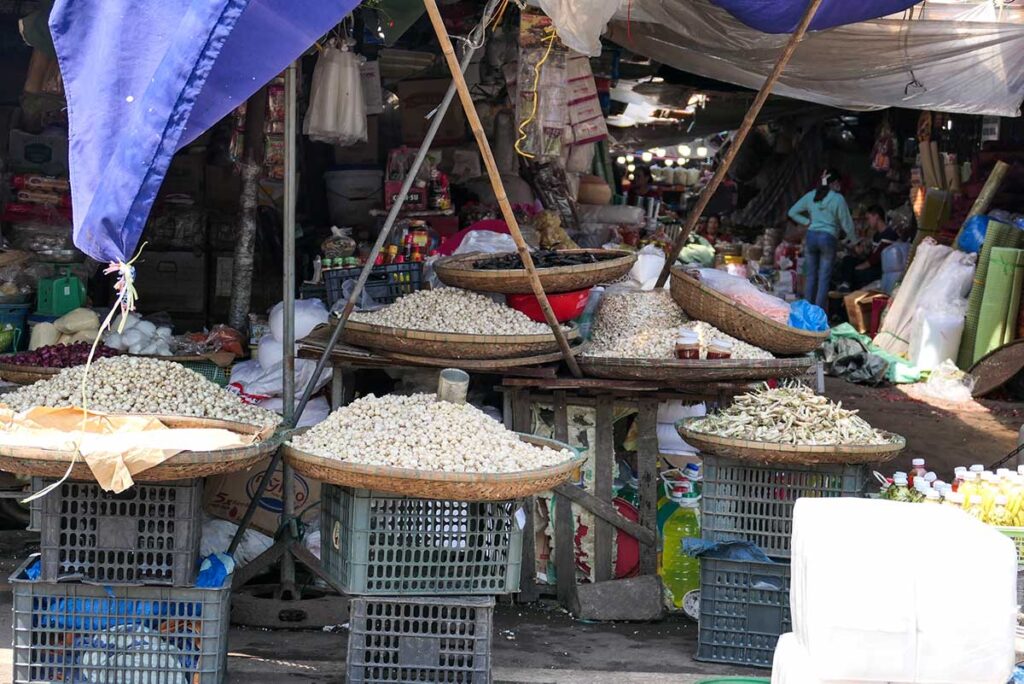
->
[290, 393, 573, 473]
[2, 356, 279, 427]
[350, 288, 554, 336]
[584, 290, 773, 360]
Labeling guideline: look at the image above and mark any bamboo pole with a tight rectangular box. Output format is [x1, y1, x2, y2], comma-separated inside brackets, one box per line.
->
[423, 0, 583, 378]
[655, 0, 825, 289]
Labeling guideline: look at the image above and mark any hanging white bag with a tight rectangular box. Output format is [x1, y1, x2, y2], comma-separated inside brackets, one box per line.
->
[303, 42, 367, 146]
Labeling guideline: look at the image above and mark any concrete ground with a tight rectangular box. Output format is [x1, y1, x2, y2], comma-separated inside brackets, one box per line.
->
[0, 381, 1017, 683]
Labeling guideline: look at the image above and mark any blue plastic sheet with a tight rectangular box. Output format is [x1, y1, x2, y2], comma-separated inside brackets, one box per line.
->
[682, 537, 773, 562]
[788, 299, 829, 332]
[50, 0, 359, 263]
[710, 0, 918, 33]
[958, 215, 990, 254]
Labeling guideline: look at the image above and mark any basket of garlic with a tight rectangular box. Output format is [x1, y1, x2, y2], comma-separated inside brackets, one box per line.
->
[434, 249, 636, 294]
[0, 356, 282, 480]
[344, 288, 580, 360]
[677, 383, 905, 465]
[578, 291, 815, 382]
[284, 393, 585, 501]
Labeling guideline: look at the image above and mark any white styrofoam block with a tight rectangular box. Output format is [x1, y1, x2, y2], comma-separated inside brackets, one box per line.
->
[772, 633, 868, 684]
[792, 498, 1016, 684]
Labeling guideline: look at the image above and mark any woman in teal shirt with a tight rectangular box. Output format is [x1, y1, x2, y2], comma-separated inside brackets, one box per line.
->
[788, 169, 854, 309]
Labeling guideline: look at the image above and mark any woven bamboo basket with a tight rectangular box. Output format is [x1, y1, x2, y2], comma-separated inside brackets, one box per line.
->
[434, 249, 636, 294]
[669, 267, 828, 355]
[284, 434, 584, 501]
[677, 421, 905, 466]
[0, 361, 59, 385]
[0, 416, 281, 481]
[578, 355, 814, 383]
[342, 319, 580, 359]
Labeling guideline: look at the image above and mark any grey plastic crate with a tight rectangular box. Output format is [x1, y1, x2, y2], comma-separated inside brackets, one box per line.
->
[27, 477, 42, 532]
[696, 557, 791, 669]
[348, 595, 494, 684]
[38, 479, 202, 586]
[323, 485, 522, 595]
[700, 456, 866, 559]
[11, 557, 231, 684]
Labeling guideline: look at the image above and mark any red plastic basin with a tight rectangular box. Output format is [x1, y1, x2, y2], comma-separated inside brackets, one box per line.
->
[506, 288, 591, 323]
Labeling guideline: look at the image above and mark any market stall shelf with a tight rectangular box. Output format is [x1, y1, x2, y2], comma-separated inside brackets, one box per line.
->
[341, 318, 581, 359]
[283, 434, 584, 501]
[676, 423, 905, 466]
[578, 355, 815, 383]
[0, 416, 281, 481]
[434, 249, 636, 294]
[669, 267, 828, 355]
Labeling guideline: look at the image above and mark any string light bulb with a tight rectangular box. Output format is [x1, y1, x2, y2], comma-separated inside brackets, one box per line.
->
[678, 145, 691, 157]
[663, 158, 674, 167]
[625, 154, 635, 163]
[697, 145, 708, 158]
[616, 156, 626, 165]
[627, 164, 636, 172]
[628, 173, 635, 181]
[641, 151, 653, 163]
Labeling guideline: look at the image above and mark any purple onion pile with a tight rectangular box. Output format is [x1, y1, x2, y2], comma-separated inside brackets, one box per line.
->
[6, 342, 122, 368]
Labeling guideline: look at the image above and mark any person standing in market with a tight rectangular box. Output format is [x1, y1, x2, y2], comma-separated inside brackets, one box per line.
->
[787, 168, 854, 309]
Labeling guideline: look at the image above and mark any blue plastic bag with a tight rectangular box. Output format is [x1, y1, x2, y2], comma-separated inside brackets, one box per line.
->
[957, 214, 990, 254]
[788, 300, 828, 332]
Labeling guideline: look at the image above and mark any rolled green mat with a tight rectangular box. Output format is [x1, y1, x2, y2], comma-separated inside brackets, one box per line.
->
[975, 247, 1024, 363]
[958, 221, 1024, 367]
[1005, 249, 1024, 347]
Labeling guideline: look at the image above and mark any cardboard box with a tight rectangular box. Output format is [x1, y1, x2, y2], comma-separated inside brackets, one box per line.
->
[398, 79, 466, 146]
[844, 290, 888, 335]
[204, 457, 321, 536]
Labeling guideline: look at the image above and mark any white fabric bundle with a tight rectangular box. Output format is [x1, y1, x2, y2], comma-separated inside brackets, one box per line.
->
[303, 44, 367, 146]
[791, 498, 1016, 683]
[772, 633, 868, 684]
[874, 239, 952, 356]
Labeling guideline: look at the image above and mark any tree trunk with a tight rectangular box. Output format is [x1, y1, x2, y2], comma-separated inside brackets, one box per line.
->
[228, 87, 268, 332]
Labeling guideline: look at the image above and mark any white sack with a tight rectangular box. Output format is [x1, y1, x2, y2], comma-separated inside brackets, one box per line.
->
[256, 334, 300, 371]
[258, 395, 330, 428]
[200, 517, 273, 569]
[791, 498, 1016, 683]
[268, 298, 329, 343]
[908, 307, 966, 372]
[228, 359, 331, 399]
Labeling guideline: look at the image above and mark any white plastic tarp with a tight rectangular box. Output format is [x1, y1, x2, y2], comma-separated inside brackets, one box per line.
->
[603, 0, 1024, 116]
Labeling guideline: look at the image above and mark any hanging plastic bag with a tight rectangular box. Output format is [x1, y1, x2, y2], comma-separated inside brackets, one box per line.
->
[303, 42, 367, 146]
[908, 303, 966, 372]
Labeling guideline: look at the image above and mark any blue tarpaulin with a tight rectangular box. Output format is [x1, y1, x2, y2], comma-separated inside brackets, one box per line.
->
[710, 0, 919, 33]
[50, 0, 359, 263]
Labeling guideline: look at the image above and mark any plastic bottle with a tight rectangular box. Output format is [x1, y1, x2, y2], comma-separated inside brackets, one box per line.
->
[945, 491, 965, 510]
[923, 490, 941, 504]
[886, 472, 912, 502]
[970, 464, 985, 474]
[659, 485, 701, 609]
[960, 471, 979, 507]
[924, 471, 937, 487]
[989, 495, 1011, 526]
[953, 466, 967, 491]
[909, 458, 927, 486]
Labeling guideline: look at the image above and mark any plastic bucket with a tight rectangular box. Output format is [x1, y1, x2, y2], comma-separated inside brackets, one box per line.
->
[0, 304, 31, 351]
[324, 168, 383, 227]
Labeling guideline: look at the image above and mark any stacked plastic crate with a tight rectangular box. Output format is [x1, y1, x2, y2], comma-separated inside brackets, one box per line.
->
[13, 479, 231, 684]
[321, 486, 521, 683]
[694, 456, 867, 669]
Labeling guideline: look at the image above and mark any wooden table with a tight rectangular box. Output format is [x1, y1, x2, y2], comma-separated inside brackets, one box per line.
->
[498, 375, 764, 617]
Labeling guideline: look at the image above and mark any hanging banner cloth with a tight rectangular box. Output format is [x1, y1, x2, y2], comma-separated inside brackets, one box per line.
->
[50, 0, 359, 263]
[710, 0, 916, 33]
